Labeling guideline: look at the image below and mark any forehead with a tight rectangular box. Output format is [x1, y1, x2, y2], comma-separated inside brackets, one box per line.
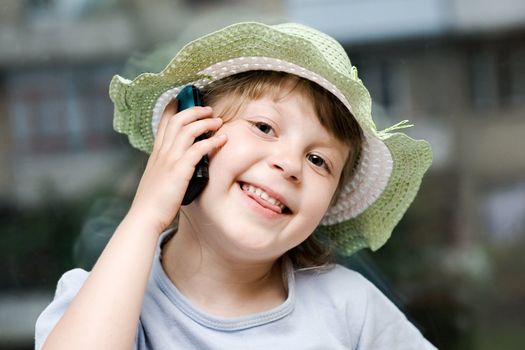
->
[209, 78, 316, 122]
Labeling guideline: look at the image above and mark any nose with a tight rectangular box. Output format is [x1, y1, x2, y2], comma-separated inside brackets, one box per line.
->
[268, 150, 302, 183]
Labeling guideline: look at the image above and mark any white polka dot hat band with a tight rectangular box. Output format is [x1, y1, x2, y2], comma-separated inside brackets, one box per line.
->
[109, 22, 432, 255]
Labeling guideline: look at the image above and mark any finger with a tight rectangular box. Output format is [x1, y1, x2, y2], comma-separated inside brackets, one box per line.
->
[153, 99, 179, 154]
[172, 105, 214, 125]
[162, 117, 224, 158]
[158, 107, 215, 156]
[152, 102, 212, 157]
[161, 106, 213, 145]
[177, 134, 228, 171]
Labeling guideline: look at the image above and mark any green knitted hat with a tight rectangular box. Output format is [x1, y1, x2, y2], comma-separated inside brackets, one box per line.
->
[109, 22, 432, 256]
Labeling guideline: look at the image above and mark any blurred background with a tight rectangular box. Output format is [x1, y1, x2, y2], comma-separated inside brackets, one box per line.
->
[1, 0, 524, 349]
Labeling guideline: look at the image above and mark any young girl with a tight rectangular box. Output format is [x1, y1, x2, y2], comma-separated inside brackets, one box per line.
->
[35, 22, 435, 349]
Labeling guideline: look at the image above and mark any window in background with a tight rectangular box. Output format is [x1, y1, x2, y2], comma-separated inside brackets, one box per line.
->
[352, 53, 401, 112]
[469, 41, 525, 111]
[360, 59, 393, 110]
[7, 66, 119, 155]
[468, 47, 499, 111]
[481, 181, 525, 242]
[507, 47, 525, 106]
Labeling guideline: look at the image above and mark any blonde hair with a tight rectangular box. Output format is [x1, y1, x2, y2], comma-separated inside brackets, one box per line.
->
[203, 71, 363, 268]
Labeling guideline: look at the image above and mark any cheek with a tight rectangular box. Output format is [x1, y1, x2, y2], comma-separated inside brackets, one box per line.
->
[299, 176, 337, 221]
[208, 127, 259, 180]
[306, 198, 331, 223]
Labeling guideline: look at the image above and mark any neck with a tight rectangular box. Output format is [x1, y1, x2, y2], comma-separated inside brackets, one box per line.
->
[161, 216, 287, 317]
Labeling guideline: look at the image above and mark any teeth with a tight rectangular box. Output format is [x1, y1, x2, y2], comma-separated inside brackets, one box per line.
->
[241, 183, 286, 210]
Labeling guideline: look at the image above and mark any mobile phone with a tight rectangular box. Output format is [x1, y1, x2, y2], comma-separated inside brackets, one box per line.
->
[176, 85, 209, 205]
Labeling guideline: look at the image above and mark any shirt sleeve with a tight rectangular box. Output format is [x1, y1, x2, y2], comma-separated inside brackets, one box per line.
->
[34, 269, 144, 350]
[355, 277, 438, 350]
[34, 268, 89, 350]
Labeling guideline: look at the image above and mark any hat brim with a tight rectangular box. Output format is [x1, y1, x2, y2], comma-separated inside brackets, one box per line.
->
[317, 132, 432, 255]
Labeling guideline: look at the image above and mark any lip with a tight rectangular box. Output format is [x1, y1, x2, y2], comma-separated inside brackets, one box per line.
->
[237, 181, 292, 217]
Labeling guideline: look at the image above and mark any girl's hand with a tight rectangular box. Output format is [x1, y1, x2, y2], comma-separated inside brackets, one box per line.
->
[127, 100, 227, 234]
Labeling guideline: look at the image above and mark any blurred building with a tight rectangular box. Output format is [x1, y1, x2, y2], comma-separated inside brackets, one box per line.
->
[0, 0, 136, 205]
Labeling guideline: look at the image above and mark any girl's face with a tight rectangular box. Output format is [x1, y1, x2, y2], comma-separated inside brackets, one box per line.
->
[183, 88, 349, 263]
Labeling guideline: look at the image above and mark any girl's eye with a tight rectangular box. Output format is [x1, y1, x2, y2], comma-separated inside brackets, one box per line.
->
[253, 122, 274, 135]
[307, 154, 329, 171]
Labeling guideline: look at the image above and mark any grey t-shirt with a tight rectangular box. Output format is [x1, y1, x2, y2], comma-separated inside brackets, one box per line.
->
[35, 235, 437, 349]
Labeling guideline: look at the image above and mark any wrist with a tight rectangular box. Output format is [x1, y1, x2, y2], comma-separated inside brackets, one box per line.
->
[119, 209, 166, 238]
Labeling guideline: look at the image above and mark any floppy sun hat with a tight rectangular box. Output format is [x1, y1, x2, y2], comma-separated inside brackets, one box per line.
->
[109, 22, 432, 256]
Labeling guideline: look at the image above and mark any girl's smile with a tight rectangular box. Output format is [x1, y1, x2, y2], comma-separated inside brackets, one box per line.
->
[239, 181, 291, 218]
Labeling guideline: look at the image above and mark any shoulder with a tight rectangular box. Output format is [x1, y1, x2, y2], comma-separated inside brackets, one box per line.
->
[294, 264, 374, 301]
[293, 265, 437, 349]
[294, 263, 406, 321]
[293, 265, 389, 336]
[45, 268, 90, 305]
[38, 268, 89, 315]
[293, 264, 375, 325]
[35, 269, 89, 350]
[55, 268, 89, 295]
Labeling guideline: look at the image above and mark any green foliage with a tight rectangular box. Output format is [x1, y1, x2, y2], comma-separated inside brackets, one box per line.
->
[0, 201, 79, 289]
[0, 189, 130, 290]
